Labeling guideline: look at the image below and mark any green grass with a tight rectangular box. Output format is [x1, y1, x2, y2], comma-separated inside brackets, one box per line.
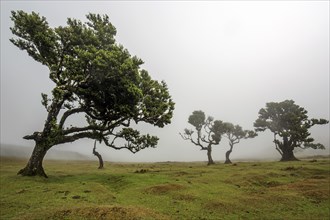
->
[1, 157, 329, 219]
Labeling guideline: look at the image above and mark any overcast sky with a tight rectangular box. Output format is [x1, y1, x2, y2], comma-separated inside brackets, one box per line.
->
[1, 1, 329, 162]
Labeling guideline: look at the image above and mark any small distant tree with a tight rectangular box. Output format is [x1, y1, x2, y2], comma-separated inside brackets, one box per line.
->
[180, 111, 225, 165]
[222, 123, 257, 164]
[10, 11, 175, 177]
[254, 100, 328, 161]
[92, 140, 103, 169]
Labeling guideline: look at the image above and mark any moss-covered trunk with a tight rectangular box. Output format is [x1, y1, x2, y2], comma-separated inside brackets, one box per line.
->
[17, 143, 50, 178]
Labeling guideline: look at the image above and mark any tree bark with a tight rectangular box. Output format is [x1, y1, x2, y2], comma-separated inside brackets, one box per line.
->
[93, 141, 104, 169]
[224, 143, 233, 164]
[280, 148, 299, 161]
[207, 145, 215, 165]
[17, 143, 49, 178]
[279, 136, 299, 161]
[224, 150, 232, 164]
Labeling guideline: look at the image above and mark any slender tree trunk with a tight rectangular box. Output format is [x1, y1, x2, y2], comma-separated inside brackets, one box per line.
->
[224, 142, 234, 164]
[224, 150, 232, 164]
[207, 145, 215, 165]
[93, 141, 104, 169]
[17, 143, 49, 178]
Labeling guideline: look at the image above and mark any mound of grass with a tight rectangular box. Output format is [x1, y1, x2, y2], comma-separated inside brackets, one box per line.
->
[1, 157, 329, 219]
[145, 183, 185, 195]
[17, 205, 169, 220]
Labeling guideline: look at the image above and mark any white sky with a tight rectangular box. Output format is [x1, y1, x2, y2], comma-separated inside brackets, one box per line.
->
[1, 1, 329, 162]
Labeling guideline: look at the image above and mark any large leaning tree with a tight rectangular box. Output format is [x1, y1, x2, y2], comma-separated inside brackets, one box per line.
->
[10, 11, 175, 177]
[222, 123, 257, 164]
[180, 111, 225, 165]
[254, 100, 328, 161]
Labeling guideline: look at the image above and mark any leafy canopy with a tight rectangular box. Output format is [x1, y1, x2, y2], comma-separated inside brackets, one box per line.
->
[254, 100, 328, 150]
[181, 110, 226, 149]
[10, 11, 175, 153]
[222, 122, 257, 145]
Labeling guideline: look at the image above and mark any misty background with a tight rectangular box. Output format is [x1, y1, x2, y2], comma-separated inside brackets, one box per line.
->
[1, 1, 329, 162]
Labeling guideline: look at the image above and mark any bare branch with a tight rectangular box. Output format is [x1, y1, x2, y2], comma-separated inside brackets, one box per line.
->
[101, 130, 157, 154]
[59, 107, 85, 129]
[179, 131, 206, 150]
[58, 132, 99, 144]
[273, 133, 283, 156]
[23, 132, 42, 141]
[62, 125, 107, 135]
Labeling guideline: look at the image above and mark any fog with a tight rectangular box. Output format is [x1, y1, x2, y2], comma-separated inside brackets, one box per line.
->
[1, 1, 329, 162]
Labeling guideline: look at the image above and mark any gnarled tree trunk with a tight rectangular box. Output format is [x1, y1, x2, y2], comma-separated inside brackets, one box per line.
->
[224, 150, 232, 164]
[207, 145, 215, 165]
[279, 136, 299, 161]
[224, 143, 233, 164]
[17, 98, 65, 178]
[280, 147, 299, 161]
[17, 143, 49, 178]
[93, 141, 104, 169]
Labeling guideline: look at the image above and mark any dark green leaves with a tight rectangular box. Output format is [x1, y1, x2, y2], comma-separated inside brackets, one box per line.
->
[182, 110, 227, 147]
[10, 11, 175, 153]
[10, 11, 58, 67]
[41, 93, 50, 111]
[116, 128, 159, 153]
[254, 100, 328, 150]
[188, 111, 206, 131]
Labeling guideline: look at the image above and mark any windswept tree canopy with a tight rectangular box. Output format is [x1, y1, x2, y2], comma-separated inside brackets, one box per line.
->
[10, 10, 175, 154]
[223, 123, 257, 143]
[222, 122, 257, 164]
[254, 100, 328, 161]
[182, 111, 225, 148]
[180, 110, 227, 165]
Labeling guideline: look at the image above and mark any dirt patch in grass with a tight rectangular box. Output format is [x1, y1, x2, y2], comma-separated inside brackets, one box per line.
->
[204, 201, 227, 209]
[282, 166, 301, 171]
[106, 175, 130, 191]
[242, 175, 282, 188]
[19, 205, 169, 220]
[274, 178, 329, 203]
[173, 193, 197, 201]
[303, 189, 329, 203]
[284, 178, 327, 190]
[145, 183, 185, 195]
[173, 171, 189, 176]
[134, 169, 149, 174]
[203, 200, 234, 214]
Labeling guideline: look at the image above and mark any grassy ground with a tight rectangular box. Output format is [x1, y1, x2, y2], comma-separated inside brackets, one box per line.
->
[0, 157, 329, 220]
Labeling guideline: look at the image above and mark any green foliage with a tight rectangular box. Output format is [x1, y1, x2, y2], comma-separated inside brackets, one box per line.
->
[188, 110, 205, 131]
[210, 119, 226, 143]
[181, 111, 229, 164]
[41, 93, 50, 111]
[10, 11, 175, 154]
[182, 110, 227, 149]
[223, 122, 257, 143]
[254, 100, 328, 155]
[1, 157, 329, 219]
[10, 11, 58, 66]
[113, 128, 159, 153]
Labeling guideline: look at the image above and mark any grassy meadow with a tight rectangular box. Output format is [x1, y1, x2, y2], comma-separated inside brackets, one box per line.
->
[0, 157, 329, 220]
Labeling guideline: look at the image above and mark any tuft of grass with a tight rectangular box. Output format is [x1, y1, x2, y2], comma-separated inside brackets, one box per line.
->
[1, 157, 329, 219]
